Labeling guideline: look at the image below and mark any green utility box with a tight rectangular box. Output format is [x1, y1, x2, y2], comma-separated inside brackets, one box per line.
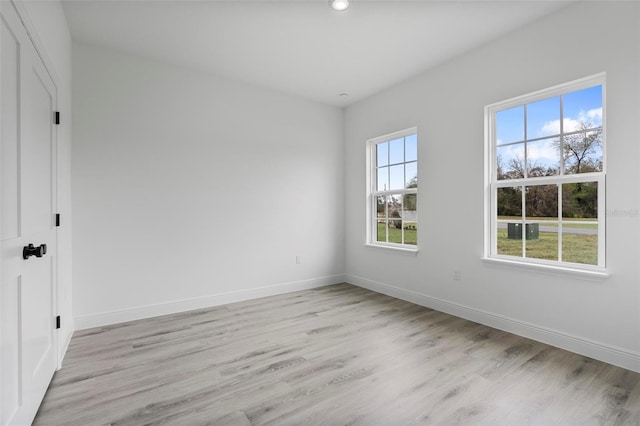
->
[507, 223, 539, 240]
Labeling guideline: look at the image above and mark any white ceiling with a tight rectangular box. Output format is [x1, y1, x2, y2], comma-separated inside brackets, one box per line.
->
[61, 0, 574, 107]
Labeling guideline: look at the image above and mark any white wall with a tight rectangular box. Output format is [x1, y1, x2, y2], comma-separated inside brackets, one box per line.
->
[72, 43, 344, 327]
[344, 2, 640, 372]
[19, 0, 73, 361]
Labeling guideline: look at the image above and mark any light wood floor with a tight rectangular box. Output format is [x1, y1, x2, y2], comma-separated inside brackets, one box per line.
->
[34, 283, 639, 425]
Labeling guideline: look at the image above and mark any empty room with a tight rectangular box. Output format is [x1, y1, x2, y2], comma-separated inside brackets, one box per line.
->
[1, 0, 639, 425]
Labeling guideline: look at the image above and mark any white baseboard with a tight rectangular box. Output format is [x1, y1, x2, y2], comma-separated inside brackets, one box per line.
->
[74, 274, 345, 330]
[345, 274, 640, 374]
[57, 326, 73, 370]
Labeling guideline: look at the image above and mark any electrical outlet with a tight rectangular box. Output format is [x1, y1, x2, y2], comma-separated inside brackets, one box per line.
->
[453, 270, 461, 281]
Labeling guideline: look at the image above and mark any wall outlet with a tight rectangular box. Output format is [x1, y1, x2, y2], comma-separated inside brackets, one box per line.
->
[296, 255, 301, 265]
[453, 270, 461, 281]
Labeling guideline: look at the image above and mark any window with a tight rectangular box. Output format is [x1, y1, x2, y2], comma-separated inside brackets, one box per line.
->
[367, 128, 418, 250]
[485, 74, 605, 272]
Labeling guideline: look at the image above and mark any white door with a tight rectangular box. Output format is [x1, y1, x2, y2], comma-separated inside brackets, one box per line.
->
[1, 1, 58, 425]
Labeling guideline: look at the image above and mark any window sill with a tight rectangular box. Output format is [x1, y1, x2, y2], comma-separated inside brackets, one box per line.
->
[482, 257, 609, 281]
[365, 243, 419, 255]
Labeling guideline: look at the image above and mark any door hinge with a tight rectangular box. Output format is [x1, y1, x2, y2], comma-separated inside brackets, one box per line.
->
[56, 213, 61, 227]
[54, 111, 60, 125]
[56, 315, 61, 329]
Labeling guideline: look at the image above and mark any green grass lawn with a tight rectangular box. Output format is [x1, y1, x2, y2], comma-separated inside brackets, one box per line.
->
[375, 221, 595, 264]
[377, 221, 417, 245]
[498, 216, 598, 229]
[497, 230, 597, 265]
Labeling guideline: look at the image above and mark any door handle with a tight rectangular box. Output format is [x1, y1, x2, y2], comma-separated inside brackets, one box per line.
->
[23, 243, 47, 260]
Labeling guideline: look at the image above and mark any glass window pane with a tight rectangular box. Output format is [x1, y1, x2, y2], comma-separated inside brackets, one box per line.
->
[402, 193, 417, 246]
[403, 221, 417, 245]
[562, 182, 597, 219]
[376, 196, 387, 218]
[526, 221, 558, 261]
[563, 85, 602, 131]
[525, 184, 558, 219]
[388, 228, 402, 244]
[389, 138, 404, 164]
[497, 222, 522, 257]
[496, 105, 524, 145]
[527, 96, 560, 138]
[562, 225, 597, 265]
[405, 134, 417, 162]
[562, 130, 603, 174]
[377, 167, 389, 191]
[526, 137, 560, 177]
[377, 220, 387, 243]
[497, 186, 522, 219]
[525, 185, 558, 261]
[497, 186, 522, 258]
[496, 143, 525, 180]
[389, 164, 404, 190]
[388, 195, 402, 243]
[377, 142, 388, 167]
[403, 194, 417, 218]
[405, 162, 417, 188]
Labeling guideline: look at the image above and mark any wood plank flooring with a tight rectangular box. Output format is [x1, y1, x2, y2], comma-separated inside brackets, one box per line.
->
[34, 284, 640, 425]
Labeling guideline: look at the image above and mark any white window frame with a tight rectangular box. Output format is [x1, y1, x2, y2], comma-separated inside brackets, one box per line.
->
[484, 74, 606, 275]
[366, 127, 418, 253]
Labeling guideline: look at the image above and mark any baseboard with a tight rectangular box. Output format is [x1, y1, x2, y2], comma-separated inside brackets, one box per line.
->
[57, 326, 73, 369]
[74, 274, 345, 330]
[345, 274, 640, 374]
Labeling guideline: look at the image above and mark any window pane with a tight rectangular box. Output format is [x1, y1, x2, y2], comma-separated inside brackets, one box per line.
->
[403, 193, 417, 246]
[527, 96, 560, 138]
[524, 221, 558, 261]
[562, 182, 597, 219]
[497, 186, 522, 257]
[563, 85, 602, 131]
[496, 105, 524, 145]
[377, 167, 389, 191]
[377, 142, 389, 167]
[403, 221, 417, 245]
[388, 194, 401, 215]
[387, 195, 402, 243]
[525, 184, 558, 219]
[497, 222, 522, 257]
[405, 134, 417, 162]
[562, 130, 603, 174]
[403, 194, 417, 218]
[388, 228, 402, 244]
[526, 137, 560, 177]
[497, 143, 525, 180]
[389, 138, 404, 164]
[497, 186, 522, 218]
[525, 185, 558, 261]
[377, 220, 387, 243]
[389, 164, 404, 190]
[405, 162, 417, 188]
[376, 196, 387, 218]
[562, 225, 597, 265]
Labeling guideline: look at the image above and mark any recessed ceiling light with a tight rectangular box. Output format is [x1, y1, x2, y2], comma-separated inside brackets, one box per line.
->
[330, 0, 349, 12]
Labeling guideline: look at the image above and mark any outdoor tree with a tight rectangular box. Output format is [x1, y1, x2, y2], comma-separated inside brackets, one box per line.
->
[554, 121, 602, 174]
[389, 196, 402, 229]
[497, 186, 522, 217]
[496, 153, 597, 218]
[498, 155, 557, 180]
[562, 182, 597, 218]
[554, 121, 601, 217]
